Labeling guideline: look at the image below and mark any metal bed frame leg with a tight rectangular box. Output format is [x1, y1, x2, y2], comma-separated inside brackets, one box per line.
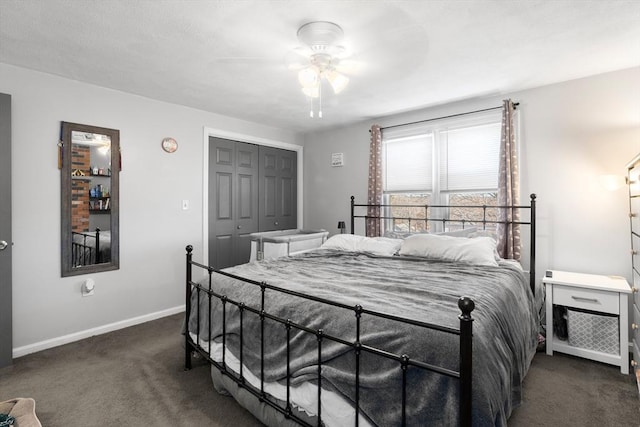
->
[529, 193, 537, 295]
[185, 245, 193, 371]
[458, 296, 475, 427]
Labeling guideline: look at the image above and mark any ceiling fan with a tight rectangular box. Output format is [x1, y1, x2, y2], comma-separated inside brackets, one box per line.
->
[290, 21, 355, 117]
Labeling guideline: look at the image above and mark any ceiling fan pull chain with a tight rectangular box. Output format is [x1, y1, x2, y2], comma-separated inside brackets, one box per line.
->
[319, 81, 323, 118]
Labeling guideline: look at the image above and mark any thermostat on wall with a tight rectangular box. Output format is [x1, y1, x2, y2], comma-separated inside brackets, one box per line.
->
[331, 152, 344, 167]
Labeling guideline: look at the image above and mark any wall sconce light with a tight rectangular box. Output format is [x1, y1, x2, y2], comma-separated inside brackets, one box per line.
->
[337, 221, 346, 234]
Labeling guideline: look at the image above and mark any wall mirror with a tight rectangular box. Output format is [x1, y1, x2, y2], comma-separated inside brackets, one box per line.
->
[61, 122, 119, 277]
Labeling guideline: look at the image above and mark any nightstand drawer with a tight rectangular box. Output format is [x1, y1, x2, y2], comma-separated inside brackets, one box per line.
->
[554, 285, 619, 314]
[631, 197, 640, 233]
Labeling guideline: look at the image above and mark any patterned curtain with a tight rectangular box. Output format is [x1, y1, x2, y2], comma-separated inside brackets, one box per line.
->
[496, 99, 521, 260]
[366, 125, 383, 237]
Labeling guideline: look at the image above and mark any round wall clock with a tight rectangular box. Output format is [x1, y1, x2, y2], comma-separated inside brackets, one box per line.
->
[161, 137, 178, 153]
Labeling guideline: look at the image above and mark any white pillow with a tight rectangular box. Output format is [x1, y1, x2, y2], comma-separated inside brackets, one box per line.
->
[437, 227, 478, 238]
[398, 233, 498, 266]
[383, 227, 477, 240]
[321, 234, 403, 256]
[358, 237, 403, 256]
[320, 234, 363, 251]
[467, 230, 501, 260]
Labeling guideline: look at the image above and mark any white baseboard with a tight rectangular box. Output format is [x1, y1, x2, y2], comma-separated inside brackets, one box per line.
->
[12, 305, 185, 358]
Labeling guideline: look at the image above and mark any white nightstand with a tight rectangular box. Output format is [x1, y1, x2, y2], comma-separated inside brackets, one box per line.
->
[543, 270, 631, 374]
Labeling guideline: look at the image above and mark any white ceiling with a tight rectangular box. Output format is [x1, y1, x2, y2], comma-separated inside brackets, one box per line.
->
[1, 0, 639, 134]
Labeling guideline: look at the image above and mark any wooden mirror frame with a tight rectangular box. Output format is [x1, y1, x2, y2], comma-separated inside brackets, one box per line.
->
[61, 122, 119, 277]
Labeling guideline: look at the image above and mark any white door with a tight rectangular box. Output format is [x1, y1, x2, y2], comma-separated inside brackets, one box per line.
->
[0, 93, 12, 367]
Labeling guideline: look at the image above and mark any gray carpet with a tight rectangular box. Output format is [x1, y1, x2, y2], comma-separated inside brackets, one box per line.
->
[0, 313, 638, 426]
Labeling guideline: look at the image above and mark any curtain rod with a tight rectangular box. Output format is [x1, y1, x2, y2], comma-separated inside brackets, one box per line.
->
[376, 102, 519, 132]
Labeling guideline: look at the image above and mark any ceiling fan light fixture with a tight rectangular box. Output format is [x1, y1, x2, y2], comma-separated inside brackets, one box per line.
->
[298, 67, 319, 88]
[325, 69, 349, 94]
[293, 21, 351, 118]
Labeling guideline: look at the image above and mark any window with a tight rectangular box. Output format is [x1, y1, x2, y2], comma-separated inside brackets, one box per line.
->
[382, 111, 503, 233]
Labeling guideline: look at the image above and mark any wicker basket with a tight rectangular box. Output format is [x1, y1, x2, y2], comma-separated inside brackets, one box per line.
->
[567, 308, 619, 355]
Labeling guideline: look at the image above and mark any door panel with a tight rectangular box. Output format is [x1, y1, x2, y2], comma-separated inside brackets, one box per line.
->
[281, 177, 293, 217]
[238, 175, 253, 218]
[217, 173, 233, 220]
[233, 143, 258, 266]
[209, 137, 259, 269]
[259, 146, 297, 231]
[0, 93, 11, 368]
[278, 148, 297, 230]
[214, 235, 233, 269]
[264, 176, 277, 219]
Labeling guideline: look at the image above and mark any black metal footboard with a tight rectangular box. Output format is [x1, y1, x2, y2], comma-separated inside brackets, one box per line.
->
[71, 228, 101, 266]
[184, 245, 475, 427]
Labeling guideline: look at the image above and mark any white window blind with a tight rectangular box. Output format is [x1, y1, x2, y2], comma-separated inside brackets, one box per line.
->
[382, 110, 503, 197]
[384, 134, 433, 192]
[438, 122, 501, 192]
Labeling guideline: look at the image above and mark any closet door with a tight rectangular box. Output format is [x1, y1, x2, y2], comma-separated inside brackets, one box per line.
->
[209, 137, 259, 269]
[0, 93, 11, 368]
[259, 146, 297, 231]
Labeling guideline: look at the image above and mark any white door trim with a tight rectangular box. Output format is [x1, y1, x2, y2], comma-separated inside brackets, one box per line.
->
[201, 127, 303, 266]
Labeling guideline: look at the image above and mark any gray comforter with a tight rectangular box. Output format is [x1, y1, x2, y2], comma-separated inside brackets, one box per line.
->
[188, 249, 538, 426]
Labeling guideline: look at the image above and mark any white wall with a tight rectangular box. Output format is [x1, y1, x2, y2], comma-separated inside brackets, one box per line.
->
[0, 63, 301, 354]
[303, 67, 640, 287]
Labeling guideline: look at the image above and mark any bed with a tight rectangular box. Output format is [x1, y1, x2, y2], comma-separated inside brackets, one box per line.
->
[184, 194, 538, 426]
[71, 228, 111, 266]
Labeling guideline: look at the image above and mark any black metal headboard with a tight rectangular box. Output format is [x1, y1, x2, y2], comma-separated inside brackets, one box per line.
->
[350, 194, 537, 295]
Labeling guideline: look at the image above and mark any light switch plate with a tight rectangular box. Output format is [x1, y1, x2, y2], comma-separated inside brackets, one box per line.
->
[182, 200, 189, 210]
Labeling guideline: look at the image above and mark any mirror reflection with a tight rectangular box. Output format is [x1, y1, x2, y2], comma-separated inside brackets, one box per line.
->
[71, 131, 112, 266]
[61, 122, 119, 276]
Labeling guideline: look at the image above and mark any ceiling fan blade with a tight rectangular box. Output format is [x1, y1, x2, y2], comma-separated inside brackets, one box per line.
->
[292, 46, 314, 57]
[287, 61, 307, 71]
[335, 59, 364, 75]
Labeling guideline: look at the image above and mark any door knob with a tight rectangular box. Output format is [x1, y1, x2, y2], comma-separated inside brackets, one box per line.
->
[633, 323, 639, 330]
[237, 225, 242, 229]
[0, 240, 7, 250]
